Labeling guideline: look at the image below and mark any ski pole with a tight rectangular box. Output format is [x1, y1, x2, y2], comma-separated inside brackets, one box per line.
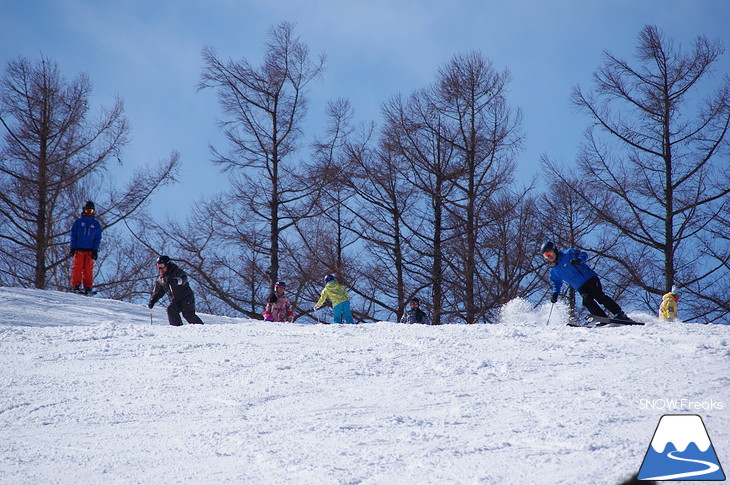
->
[150, 311, 153, 325]
[546, 302, 554, 326]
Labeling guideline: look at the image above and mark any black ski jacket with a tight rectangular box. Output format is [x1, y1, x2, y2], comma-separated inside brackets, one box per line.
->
[400, 308, 431, 324]
[149, 263, 195, 306]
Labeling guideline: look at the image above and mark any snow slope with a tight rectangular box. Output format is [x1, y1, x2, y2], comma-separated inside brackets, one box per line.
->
[1, 287, 727, 484]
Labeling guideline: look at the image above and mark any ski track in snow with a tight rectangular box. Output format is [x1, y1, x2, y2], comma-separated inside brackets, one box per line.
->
[0, 287, 728, 484]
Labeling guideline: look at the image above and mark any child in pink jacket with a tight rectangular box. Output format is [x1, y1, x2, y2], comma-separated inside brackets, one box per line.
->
[263, 281, 295, 322]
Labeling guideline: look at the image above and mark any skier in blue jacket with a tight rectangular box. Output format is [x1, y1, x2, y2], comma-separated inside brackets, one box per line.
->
[69, 201, 102, 294]
[541, 241, 631, 321]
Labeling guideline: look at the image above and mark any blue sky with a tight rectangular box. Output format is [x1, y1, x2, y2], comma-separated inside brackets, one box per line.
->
[2, 0, 729, 217]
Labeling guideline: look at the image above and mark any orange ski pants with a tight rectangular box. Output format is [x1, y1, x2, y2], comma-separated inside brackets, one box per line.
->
[71, 250, 95, 288]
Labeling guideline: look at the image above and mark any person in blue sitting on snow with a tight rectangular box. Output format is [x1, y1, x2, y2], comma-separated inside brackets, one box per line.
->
[541, 241, 632, 322]
[314, 274, 354, 324]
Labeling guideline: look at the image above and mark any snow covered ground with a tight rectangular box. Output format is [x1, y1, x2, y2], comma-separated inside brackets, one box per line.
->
[1, 287, 727, 484]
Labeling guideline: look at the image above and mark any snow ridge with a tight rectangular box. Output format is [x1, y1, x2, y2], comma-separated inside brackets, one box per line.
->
[1, 287, 727, 485]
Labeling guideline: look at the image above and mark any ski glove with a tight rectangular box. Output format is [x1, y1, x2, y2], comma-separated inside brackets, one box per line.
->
[570, 258, 580, 266]
[148, 301, 154, 309]
[91, 250, 98, 260]
[550, 292, 559, 303]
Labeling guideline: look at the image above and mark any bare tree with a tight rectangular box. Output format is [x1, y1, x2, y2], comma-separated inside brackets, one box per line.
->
[345, 139, 418, 322]
[696, 201, 730, 320]
[477, 189, 544, 320]
[432, 51, 523, 323]
[291, 98, 362, 320]
[381, 92, 459, 324]
[307, 98, 361, 273]
[0, 54, 178, 291]
[569, 25, 730, 322]
[198, 21, 325, 292]
[374, 53, 526, 324]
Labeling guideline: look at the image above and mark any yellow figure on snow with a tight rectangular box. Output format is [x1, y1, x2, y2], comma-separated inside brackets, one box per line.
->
[658, 286, 679, 321]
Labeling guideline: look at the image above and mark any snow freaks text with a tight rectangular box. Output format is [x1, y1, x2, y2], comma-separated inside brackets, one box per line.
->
[639, 398, 725, 411]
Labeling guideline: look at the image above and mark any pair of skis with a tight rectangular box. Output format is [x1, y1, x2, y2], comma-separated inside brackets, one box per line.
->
[568, 314, 645, 328]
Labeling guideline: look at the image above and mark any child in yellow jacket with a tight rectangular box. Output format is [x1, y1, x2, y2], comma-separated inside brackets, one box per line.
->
[314, 274, 354, 324]
[658, 286, 679, 321]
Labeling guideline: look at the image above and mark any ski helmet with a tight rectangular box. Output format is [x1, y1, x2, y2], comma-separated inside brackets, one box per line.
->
[156, 255, 171, 266]
[83, 200, 95, 212]
[540, 241, 556, 255]
[324, 274, 335, 284]
[274, 281, 286, 288]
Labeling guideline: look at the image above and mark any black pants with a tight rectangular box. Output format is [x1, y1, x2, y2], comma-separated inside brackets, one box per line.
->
[578, 276, 622, 318]
[167, 297, 204, 326]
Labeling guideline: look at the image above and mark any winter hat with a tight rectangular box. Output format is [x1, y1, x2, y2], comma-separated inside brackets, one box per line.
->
[540, 241, 556, 255]
[324, 274, 335, 284]
[83, 201, 95, 212]
[275, 281, 286, 288]
[410, 297, 420, 304]
[156, 255, 171, 266]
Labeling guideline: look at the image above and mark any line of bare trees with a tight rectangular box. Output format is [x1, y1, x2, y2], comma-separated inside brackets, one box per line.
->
[2, 24, 728, 323]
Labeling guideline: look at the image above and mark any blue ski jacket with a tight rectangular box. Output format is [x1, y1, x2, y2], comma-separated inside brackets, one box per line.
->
[70, 215, 102, 251]
[549, 248, 598, 295]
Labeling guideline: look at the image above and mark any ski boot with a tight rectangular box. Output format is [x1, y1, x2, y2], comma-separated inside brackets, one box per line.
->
[614, 312, 633, 322]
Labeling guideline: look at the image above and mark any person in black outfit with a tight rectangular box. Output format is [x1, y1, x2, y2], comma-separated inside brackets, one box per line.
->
[399, 297, 431, 324]
[148, 255, 204, 326]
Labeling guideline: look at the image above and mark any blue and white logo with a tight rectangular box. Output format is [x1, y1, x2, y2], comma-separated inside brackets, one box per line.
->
[638, 414, 725, 481]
